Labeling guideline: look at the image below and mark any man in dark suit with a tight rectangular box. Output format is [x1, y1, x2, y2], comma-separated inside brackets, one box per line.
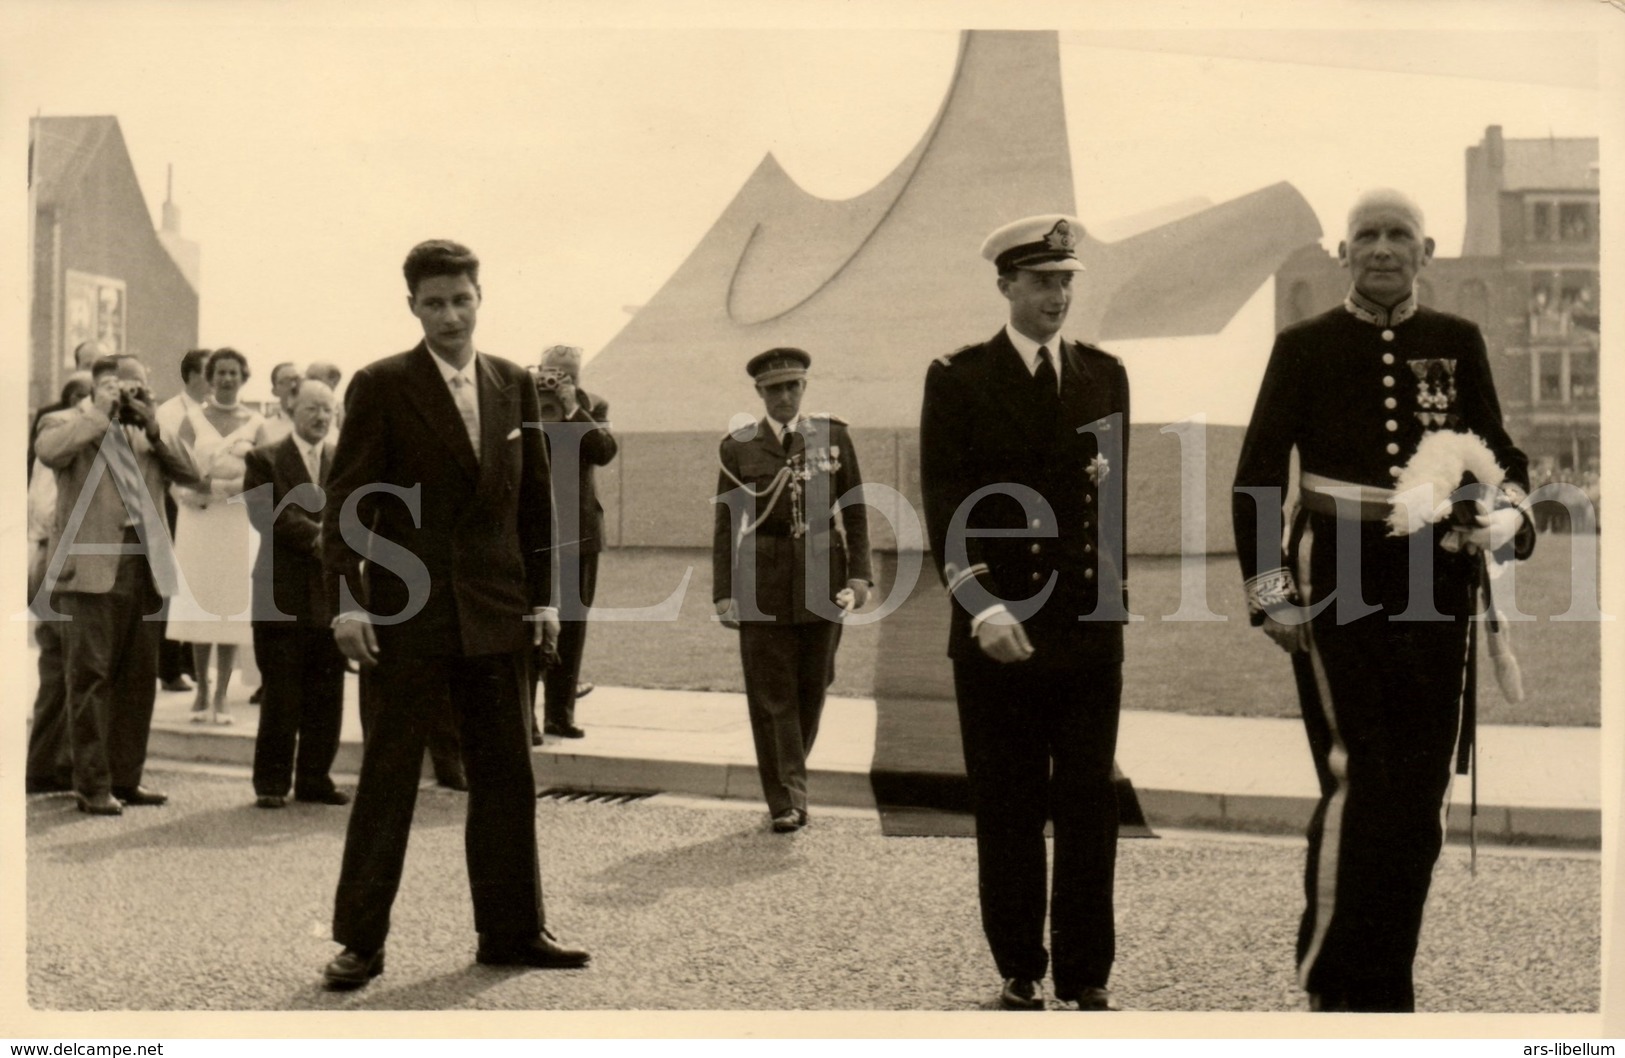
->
[319, 239, 587, 989]
[34, 354, 201, 815]
[529, 344, 618, 742]
[919, 215, 1131, 1012]
[243, 379, 348, 809]
[1233, 189, 1533, 1012]
[713, 348, 872, 833]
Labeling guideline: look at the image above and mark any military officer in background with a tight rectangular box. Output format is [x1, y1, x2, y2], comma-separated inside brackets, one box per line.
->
[919, 214, 1131, 1012]
[713, 348, 872, 833]
[1232, 188, 1535, 1012]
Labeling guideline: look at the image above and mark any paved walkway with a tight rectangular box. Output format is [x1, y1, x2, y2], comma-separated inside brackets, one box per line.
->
[118, 671, 1600, 847]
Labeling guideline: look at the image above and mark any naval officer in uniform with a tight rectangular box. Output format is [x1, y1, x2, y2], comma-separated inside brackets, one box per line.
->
[713, 348, 872, 833]
[919, 215, 1131, 1012]
[1233, 189, 1535, 1012]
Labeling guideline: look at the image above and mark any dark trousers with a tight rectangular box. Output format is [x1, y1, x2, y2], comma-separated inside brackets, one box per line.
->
[953, 653, 1121, 995]
[251, 623, 346, 798]
[27, 619, 73, 787]
[56, 553, 163, 798]
[333, 649, 542, 953]
[536, 551, 598, 730]
[1293, 618, 1466, 1012]
[359, 668, 464, 785]
[157, 491, 193, 683]
[738, 619, 841, 816]
[1292, 514, 1473, 1012]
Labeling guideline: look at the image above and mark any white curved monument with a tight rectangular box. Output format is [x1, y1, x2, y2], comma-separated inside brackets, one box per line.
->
[589, 30, 1320, 434]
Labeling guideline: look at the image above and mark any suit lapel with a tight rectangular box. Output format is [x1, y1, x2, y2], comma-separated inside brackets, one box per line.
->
[474, 354, 519, 499]
[760, 417, 786, 456]
[401, 343, 480, 480]
[275, 435, 309, 487]
[981, 329, 1056, 449]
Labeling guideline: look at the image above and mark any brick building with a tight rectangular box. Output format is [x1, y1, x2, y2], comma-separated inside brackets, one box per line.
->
[28, 116, 200, 412]
[1275, 125, 1599, 474]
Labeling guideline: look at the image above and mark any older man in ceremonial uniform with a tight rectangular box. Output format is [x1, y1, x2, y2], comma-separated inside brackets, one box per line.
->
[920, 215, 1131, 1012]
[713, 348, 871, 833]
[1232, 189, 1535, 1012]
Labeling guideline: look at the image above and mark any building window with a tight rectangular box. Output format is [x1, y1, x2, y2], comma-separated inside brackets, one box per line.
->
[1526, 197, 1597, 244]
[1559, 202, 1591, 241]
[1528, 270, 1599, 337]
[1538, 352, 1564, 403]
[1570, 351, 1598, 402]
[1531, 201, 1552, 241]
[1533, 349, 1597, 405]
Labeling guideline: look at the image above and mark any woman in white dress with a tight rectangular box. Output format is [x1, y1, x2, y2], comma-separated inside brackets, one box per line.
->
[168, 348, 264, 724]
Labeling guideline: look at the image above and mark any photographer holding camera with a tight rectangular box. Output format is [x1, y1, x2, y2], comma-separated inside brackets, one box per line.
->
[528, 344, 618, 742]
[35, 354, 201, 814]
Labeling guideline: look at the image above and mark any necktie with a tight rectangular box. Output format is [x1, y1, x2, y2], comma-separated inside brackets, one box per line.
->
[1034, 344, 1059, 396]
[303, 443, 322, 485]
[450, 375, 480, 460]
[103, 424, 149, 531]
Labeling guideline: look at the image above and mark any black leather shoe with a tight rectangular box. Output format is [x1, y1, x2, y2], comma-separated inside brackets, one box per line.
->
[160, 676, 194, 692]
[530, 727, 544, 747]
[1056, 986, 1119, 1011]
[249, 686, 264, 704]
[111, 786, 167, 807]
[770, 808, 808, 833]
[436, 773, 469, 792]
[574, 682, 594, 699]
[543, 722, 585, 739]
[76, 792, 123, 816]
[256, 795, 286, 809]
[476, 929, 590, 969]
[295, 789, 351, 806]
[999, 977, 1045, 1010]
[323, 947, 385, 989]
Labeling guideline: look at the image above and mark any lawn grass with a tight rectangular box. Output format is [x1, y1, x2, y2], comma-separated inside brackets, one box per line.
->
[580, 535, 1600, 727]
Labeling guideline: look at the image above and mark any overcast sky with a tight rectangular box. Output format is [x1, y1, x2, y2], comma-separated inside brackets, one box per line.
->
[0, 0, 1614, 425]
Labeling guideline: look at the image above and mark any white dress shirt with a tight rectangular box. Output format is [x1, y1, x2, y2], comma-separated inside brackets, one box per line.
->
[1004, 324, 1064, 392]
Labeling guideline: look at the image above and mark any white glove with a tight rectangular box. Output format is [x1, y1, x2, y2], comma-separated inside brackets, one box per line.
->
[1465, 506, 1522, 554]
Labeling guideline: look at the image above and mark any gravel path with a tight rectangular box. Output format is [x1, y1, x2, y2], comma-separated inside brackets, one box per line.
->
[25, 769, 1600, 1013]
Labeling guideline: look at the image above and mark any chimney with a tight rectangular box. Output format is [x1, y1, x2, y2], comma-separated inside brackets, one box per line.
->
[1486, 125, 1504, 172]
[161, 163, 181, 233]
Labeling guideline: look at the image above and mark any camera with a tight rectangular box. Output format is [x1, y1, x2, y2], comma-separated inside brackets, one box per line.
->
[115, 380, 151, 426]
[528, 365, 573, 423]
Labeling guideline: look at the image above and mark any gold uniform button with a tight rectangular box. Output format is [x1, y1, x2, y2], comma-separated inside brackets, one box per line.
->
[1029, 543, 1041, 555]
[1385, 419, 1398, 432]
[1031, 572, 1042, 583]
[1084, 543, 1094, 553]
[1383, 375, 1395, 387]
[1390, 465, 1403, 478]
[1084, 494, 1093, 505]
[1084, 569, 1095, 580]
[1382, 329, 1395, 341]
[1382, 353, 1395, 365]
[1082, 520, 1092, 530]
[1387, 442, 1400, 455]
[1384, 397, 1397, 409]
[1030, 518, 1042, 529]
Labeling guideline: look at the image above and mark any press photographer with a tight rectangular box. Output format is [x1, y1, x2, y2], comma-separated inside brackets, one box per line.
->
[528, 344, 618, 742]
[34, 353, 201, 815]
